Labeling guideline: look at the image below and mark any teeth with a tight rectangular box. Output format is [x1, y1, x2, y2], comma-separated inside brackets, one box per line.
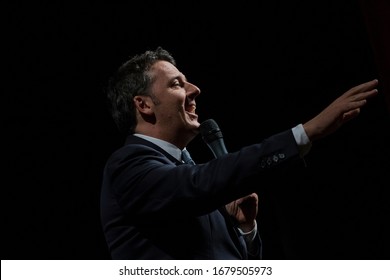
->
[187, 105, 196, 113]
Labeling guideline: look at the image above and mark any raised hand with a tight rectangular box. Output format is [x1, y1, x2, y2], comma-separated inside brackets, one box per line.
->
[303, 79, 379, 142]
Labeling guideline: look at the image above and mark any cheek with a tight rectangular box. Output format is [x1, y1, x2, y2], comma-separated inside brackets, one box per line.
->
[155, 94, 185, 118]
[167, 98, 185, 114]
[156, 104, 183, 120]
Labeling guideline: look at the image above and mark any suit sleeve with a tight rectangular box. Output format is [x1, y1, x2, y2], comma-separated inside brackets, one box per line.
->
[103, 129, 302, 223]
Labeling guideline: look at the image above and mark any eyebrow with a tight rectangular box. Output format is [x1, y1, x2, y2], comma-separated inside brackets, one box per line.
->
[170, 73, 188, 83]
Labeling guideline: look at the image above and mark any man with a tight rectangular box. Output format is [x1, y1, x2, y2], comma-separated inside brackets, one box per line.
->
[100, 46, 378, 259]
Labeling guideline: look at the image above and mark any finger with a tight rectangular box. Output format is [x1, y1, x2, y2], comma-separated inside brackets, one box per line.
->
[346, 79, 378, 96]
[249, 192, 258, 198]
[355, 88, 379, 101]
[342, 108, 361, 122]
[346, 89, 378, 109]
[240, 193, 257, 203]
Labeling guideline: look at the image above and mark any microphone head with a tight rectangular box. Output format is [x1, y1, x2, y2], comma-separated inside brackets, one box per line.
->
[199, 119, 223, 144]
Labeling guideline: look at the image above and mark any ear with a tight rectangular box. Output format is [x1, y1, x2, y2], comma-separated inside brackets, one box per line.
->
[133, 96, 154, 115]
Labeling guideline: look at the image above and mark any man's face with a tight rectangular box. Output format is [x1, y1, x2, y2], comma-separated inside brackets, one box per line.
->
[147, 60, 201, 144]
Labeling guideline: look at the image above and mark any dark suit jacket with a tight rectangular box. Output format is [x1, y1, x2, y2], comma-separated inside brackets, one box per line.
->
[100, 129, 301, 259]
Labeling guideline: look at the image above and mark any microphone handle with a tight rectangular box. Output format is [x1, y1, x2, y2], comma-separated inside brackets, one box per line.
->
[207, 138, 228, 158]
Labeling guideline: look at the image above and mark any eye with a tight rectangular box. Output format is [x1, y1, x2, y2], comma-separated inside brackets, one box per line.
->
[172, 79, 183, 88]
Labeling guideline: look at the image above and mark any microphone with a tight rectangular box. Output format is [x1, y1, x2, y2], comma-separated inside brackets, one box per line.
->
[199, 119, 228, 158]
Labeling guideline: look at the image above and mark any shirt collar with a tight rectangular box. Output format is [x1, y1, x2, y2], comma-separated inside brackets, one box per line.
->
[133, 133, 183, 161]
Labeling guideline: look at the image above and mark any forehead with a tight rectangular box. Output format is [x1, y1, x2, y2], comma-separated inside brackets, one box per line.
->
[150, 60, 185, 80]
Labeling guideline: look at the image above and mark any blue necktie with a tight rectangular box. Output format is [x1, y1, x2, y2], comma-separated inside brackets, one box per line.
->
[182, 149, 196, 165]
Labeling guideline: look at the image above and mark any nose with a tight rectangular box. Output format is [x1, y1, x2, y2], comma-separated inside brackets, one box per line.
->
[185, 81, 201, 97]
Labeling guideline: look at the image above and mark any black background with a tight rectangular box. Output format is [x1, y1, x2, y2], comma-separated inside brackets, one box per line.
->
[3, 0, 390, 260]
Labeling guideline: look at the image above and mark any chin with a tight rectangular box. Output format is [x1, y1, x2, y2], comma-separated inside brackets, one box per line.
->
[189, 119, 200, 128]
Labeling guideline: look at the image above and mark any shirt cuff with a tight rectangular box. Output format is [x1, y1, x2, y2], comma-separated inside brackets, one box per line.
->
[237, 220, 257, 243]
[292, 124, 312, 157]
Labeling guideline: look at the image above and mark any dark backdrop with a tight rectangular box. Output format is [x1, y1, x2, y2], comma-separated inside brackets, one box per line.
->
[3, 0, 389, 260]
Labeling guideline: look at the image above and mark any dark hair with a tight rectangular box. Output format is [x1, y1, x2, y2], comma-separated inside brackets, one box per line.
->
[106, 46, 176, 134]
